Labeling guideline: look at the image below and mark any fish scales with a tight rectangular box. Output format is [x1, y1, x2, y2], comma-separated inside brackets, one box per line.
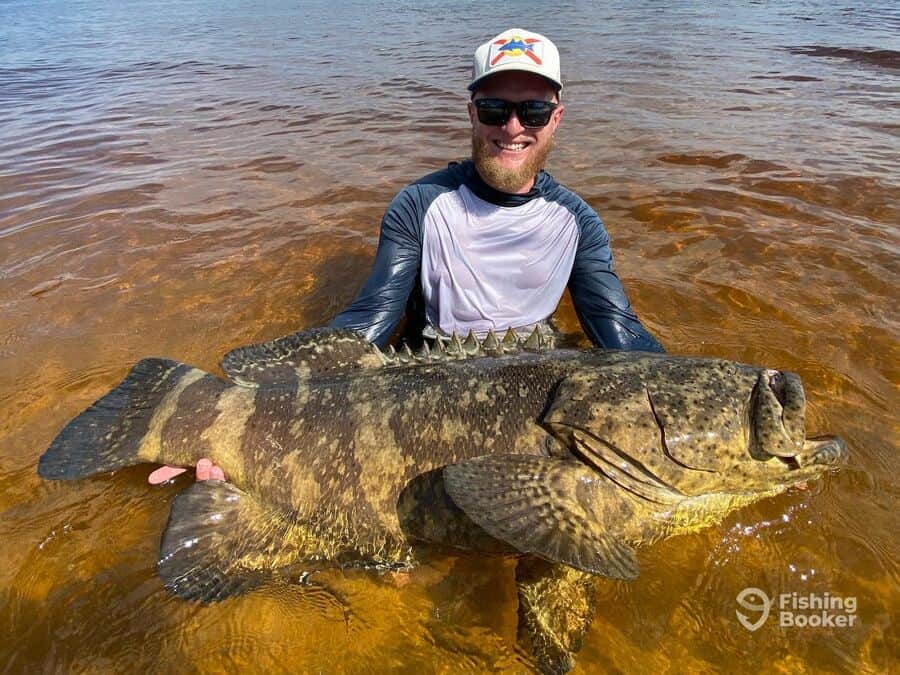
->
[158, 352, 592, 562]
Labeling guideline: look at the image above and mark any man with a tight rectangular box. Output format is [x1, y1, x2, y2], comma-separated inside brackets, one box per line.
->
[148, 28, 661, 485]
[330, 28, 663, 353]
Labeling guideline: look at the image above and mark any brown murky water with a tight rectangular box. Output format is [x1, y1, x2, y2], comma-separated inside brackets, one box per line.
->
[1, 1, 898, 672]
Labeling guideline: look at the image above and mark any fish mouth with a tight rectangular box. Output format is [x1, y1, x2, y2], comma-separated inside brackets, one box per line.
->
[749, 369, 848, 472]
[794, 435, 847, 469]
[750, 369, 807, 461]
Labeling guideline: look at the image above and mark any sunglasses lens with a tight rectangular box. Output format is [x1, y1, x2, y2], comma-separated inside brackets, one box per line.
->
[474, 99, 556, 128]
[475, 99, 511, 126]
[519, 101, 555, 127]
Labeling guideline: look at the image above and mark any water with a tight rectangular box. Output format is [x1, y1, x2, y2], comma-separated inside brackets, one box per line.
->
[1, 1, 898, 672]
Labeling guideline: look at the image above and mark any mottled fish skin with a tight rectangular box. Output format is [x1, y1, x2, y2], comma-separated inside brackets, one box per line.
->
[38, 329, 847, 674]
[136, 345, 842, 568]
[150, 350, 593, 564]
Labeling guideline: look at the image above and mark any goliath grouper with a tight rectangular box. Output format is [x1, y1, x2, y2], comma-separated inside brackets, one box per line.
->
[38, 328, 846, 673]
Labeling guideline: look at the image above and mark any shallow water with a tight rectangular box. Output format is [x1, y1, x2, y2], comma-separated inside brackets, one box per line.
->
[1, 0, 898, 672]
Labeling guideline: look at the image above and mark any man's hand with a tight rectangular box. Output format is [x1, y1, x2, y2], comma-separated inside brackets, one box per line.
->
[148, 458, 225, 485]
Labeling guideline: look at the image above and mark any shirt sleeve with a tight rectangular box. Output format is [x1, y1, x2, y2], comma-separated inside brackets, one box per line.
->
[329, 188, 422, 347]
[568, 204, 665, 352]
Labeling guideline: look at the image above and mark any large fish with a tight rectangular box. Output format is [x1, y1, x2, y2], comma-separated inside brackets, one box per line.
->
[38, 328, 846, 673]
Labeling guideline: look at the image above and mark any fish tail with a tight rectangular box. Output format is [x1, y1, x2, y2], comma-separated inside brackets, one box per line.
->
[38, 358, 191, 479]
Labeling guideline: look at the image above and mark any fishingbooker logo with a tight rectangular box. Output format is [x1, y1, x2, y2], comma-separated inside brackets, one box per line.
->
[489, 36, 544, 66]
[736, 588, 858, 631]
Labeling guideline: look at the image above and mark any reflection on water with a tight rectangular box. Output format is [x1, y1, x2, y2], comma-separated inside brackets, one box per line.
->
[1, 0, 897, 672]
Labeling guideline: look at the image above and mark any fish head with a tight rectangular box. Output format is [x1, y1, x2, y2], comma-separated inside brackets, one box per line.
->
[544, 357, 847, 497]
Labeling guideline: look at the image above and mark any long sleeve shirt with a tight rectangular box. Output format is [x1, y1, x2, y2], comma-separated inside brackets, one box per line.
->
[330, 160, 663, 353]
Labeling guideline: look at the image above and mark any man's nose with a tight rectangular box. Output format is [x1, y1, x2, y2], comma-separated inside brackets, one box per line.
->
[502, 108, 525, 134]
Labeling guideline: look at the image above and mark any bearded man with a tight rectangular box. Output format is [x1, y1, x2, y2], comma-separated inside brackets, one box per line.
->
[148, 29, 662, 485]
[330, 28, 663, 352]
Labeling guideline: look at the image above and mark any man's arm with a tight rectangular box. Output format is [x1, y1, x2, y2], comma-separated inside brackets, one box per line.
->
[329, 188, 423, 347]
[568, 207, 664, 352]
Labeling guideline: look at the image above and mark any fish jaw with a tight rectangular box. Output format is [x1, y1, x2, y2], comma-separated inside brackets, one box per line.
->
[645, 486, 785, 543]
[789, 435, 848, 474]
[649, 435, 847, 542]
[749, 369, 808, 459]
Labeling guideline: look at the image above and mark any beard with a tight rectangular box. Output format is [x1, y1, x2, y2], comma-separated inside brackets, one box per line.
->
[471, 132, 553, 194]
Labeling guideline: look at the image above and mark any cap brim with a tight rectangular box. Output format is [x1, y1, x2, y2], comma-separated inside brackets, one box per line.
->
[468, 66, 563, 93]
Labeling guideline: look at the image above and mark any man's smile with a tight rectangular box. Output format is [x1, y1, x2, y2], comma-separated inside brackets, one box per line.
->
[494, 140, 530, 152]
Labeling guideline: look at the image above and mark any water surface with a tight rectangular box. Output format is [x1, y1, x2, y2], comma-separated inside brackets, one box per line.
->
[1, 1, 898, 672]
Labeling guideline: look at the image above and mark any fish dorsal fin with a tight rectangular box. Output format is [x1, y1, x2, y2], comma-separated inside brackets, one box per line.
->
[158, 480, 306, 601]
[443, 454, 639, 579]
[220, 328, 386, 386]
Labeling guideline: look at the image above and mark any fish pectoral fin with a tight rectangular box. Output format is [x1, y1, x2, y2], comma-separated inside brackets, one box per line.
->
[443, 454, 639, 580]
[220, 327, 385, 386]
[158, 480, 303, 601]
[515, 558, 598, 675]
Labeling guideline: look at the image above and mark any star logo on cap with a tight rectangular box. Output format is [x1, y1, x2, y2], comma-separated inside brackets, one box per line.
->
[491, 35, 543, 65]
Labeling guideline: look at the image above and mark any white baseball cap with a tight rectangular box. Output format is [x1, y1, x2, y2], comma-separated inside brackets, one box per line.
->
[469, 28, 563, 93]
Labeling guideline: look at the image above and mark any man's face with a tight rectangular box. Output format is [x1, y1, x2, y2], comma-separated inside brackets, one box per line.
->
[468, 71, 564, 194]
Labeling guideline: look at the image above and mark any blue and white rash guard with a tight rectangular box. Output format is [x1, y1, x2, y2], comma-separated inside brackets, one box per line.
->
[330, 160, 663, 352]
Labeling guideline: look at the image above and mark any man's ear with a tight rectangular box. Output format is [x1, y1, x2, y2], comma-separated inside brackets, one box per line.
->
[467, 100, 477, 125]
[550, 104, 565, 132]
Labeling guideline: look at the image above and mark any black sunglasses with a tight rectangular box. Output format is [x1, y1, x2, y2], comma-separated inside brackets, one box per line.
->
[473, 98, 558, 128]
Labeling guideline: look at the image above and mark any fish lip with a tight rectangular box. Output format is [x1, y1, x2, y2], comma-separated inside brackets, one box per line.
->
[749, 369, 806, 459]
[795, 435, 848, 468]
